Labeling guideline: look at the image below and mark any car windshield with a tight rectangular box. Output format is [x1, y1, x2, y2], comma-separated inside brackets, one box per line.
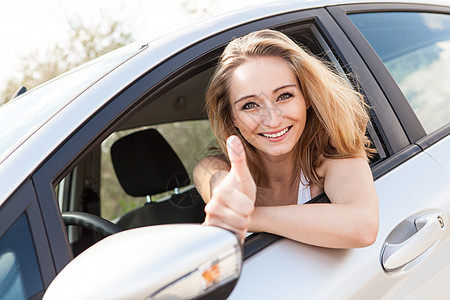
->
[0, 45, 141, 164]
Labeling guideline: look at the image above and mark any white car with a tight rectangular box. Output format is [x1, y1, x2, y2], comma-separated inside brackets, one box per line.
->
[0, 0, 449, 299]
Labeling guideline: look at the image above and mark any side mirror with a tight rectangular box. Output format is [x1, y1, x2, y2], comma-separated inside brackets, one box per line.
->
[44, 224, 242, 299]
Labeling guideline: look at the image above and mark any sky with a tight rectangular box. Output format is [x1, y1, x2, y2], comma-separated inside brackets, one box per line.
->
[0, 0, 271, 90]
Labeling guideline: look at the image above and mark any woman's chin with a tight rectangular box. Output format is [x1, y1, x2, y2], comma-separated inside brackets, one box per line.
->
[256, 145, 296, 159]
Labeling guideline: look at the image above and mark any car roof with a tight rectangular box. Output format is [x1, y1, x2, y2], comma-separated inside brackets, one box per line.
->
[143, 0, 449, 50]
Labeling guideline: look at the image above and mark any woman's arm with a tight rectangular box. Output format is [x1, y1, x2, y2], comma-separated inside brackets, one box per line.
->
[249, 157, 379, 248]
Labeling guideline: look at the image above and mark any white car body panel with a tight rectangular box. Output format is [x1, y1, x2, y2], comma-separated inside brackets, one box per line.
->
[230, 150, 450, 299]
[425, 134, 450, 175]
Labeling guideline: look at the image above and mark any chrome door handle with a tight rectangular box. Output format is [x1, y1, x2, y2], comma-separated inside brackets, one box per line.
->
[382, 212, 445, 272]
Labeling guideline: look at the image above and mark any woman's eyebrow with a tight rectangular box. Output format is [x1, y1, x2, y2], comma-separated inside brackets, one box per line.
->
[234, 84, 297, 105]
[234, 95, 255, 105]
[273, 84, 297, 93]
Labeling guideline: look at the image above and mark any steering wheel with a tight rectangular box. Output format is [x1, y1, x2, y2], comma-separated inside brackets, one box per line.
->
[62, 211, 121, 237]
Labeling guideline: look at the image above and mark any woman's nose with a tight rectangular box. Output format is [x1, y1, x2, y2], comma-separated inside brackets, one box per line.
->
[260, 103, 282, 127]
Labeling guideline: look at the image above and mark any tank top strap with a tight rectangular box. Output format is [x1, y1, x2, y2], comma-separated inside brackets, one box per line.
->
[298, 172, 311, 205]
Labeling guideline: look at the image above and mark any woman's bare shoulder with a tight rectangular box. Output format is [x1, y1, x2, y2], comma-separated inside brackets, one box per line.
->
[317, 156, 369, 178]
[317, 156, 374, 204]
[193, 155, 229, 182]
[193, 155, 230, 203]
[196, 155, 229, 171]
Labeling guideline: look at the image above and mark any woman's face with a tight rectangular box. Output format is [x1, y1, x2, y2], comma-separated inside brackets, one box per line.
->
[229, 56, 309, 159]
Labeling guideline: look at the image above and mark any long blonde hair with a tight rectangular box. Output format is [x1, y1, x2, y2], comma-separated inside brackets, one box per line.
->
[206, 29, 373, 187]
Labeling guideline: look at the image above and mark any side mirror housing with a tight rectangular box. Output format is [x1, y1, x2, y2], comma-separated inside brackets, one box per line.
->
[44, 224, 242, 299]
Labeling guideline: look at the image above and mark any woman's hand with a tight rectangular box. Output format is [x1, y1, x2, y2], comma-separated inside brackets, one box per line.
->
[203, 136, 256, 243]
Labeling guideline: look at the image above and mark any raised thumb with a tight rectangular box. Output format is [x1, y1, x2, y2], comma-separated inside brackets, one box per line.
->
[226, 135, 253, 185]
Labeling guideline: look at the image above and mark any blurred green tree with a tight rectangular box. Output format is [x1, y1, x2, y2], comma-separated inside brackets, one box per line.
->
[180, 0, 217, 21]
[0, 20, 133, 104]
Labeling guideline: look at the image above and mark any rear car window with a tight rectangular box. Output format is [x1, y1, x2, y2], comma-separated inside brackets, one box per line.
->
[349, 11, 450, 134]
[0, 214, 43, 299]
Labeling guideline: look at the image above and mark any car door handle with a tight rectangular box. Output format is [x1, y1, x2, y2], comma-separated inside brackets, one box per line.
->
[382, 212, 445, 271]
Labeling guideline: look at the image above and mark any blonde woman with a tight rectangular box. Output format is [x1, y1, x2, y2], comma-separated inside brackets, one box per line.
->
[193, 29, 379, 248]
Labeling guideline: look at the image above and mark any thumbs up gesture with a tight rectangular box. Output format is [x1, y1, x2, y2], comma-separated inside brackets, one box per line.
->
[203, 135, 256, 243]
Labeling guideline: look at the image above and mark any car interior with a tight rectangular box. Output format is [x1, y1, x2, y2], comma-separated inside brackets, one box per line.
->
[55, 23, 384, 256]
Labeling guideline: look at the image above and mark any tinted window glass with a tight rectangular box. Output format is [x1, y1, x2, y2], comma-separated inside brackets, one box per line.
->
[350, 12, 450, 133]
[0, 214, 43, 299]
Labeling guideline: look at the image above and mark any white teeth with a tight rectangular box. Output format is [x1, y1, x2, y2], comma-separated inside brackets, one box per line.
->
[261, 127, 289, 138]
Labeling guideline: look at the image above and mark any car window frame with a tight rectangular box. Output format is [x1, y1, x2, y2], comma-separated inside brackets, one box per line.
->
[31, 6, 406, 267]
[327, 3, 450, 148]
[0, 180, 55, 297]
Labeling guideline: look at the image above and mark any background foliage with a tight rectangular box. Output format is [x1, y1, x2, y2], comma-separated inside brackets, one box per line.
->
[0, 20, 134, 104]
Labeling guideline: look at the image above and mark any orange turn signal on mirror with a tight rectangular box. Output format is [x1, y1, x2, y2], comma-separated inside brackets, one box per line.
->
[148, 244, 241, 300]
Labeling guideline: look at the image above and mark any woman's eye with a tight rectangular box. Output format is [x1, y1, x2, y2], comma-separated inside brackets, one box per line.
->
[242, 102, 258, 110]
[277, 92, 293, 101]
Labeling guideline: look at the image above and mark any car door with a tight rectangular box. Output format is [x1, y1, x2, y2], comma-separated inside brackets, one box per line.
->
[230, 3, 450, 299]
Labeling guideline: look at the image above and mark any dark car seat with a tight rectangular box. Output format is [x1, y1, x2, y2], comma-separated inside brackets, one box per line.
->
[110, 128, 205, 230]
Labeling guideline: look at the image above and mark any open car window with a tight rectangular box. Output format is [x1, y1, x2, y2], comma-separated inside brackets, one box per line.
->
[100, 120, 216, 221]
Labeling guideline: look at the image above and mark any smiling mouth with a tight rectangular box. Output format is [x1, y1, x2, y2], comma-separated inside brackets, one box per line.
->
[259, 126, 292, 138]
